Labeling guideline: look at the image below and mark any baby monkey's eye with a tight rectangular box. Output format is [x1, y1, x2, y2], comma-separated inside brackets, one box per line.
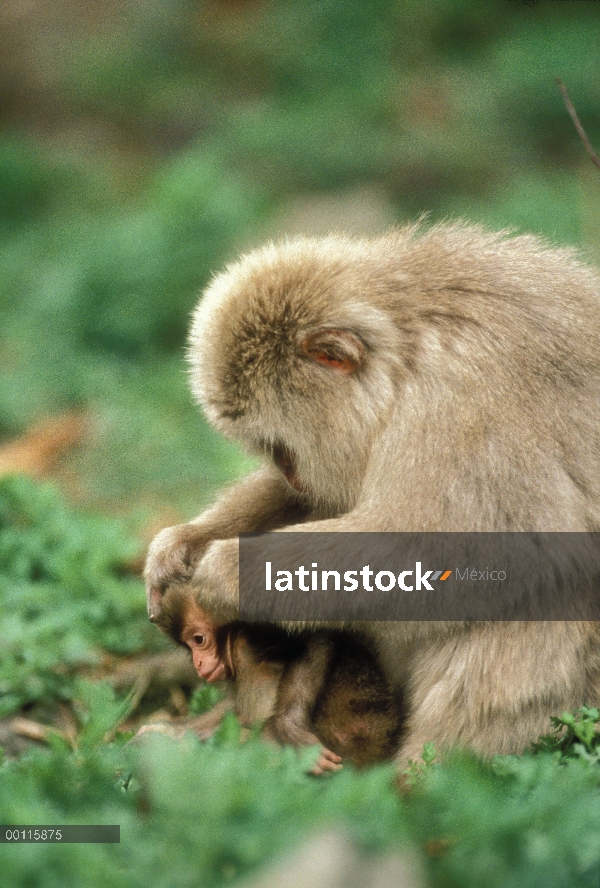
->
[193, 634, 205, 646]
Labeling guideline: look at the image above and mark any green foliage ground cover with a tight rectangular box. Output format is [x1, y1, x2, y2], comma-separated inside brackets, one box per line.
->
[2, 478, 600, 887]
[0, 475, 163, 717]
[2, 696, 600, 887]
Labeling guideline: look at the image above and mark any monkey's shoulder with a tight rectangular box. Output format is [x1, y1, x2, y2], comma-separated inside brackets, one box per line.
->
[227, 622, 308, 668]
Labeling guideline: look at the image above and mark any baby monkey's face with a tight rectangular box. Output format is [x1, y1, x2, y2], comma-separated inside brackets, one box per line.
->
[180, 600, 232, 683]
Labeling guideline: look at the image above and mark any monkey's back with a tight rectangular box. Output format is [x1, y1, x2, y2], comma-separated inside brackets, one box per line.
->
[311, 632, 404, 768]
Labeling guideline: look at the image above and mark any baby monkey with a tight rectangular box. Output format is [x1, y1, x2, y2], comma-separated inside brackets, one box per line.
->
[153, 586, 403, 774]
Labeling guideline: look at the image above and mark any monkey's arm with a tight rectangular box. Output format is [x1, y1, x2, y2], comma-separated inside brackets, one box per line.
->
[133, 697, 234, 741]
[189, 511, 379, 622]
[264, 634, 342, 774]
[230, 631, 341, 773]
[266, 634, 333, 745]
[145, 468, 305, 620]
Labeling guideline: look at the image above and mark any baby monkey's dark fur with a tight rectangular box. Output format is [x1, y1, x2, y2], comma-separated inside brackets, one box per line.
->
[155, 586, 403, 770]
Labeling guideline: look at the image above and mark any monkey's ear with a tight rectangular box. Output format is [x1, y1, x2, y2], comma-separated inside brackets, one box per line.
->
[300, 328, 365, 374]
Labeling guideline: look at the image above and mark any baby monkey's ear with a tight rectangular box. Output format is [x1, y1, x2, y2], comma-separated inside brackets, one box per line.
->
[300, 328, 365, 375]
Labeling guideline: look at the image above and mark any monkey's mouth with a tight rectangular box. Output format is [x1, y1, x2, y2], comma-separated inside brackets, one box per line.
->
[272, 443, 306, 493]
[203, 663, 228, 683]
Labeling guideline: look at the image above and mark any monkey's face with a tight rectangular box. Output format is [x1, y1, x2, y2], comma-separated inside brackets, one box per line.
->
[188, 237, 404, 511]
[180, 601, 232, 683]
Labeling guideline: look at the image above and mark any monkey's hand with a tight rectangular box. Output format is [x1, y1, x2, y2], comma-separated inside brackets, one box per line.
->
[145, 469, 299, 622]
[144, 523, 213, 621]
[190, 537, 240, 623]
[262, 718, 343, 775]
[311, 748, 343, 776]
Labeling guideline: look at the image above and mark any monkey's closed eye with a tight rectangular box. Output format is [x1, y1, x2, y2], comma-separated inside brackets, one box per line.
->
[300, 328, 364, 375]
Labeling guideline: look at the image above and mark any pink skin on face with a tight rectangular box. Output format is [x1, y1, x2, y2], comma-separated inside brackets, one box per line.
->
[180, 602, 231, 683]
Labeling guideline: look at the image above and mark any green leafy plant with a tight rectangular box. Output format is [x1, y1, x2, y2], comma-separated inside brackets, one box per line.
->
[531, 706, 600, 762]
[0, 475, 162, 716]
[188, 682, 225, 717]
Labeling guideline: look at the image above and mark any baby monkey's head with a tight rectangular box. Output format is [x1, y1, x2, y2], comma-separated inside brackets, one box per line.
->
[154, 586, 233, 683]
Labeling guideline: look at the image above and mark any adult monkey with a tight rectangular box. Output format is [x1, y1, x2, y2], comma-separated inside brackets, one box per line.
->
[145, 222, 600, 763]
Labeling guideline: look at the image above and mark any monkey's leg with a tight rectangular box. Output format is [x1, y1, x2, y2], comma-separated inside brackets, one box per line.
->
[397, 622, 596, 764]
[265, 635, 342, 772]
[134, 698, 234, 743]
[145, 468, 303, 621]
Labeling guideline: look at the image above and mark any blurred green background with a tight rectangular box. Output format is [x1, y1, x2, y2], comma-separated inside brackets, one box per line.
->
[2, 0, 600, 522]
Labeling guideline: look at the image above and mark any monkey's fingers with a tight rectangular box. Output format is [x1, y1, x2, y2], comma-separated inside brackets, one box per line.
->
[144, 523, 212, 620]
[310, 748, 343, 776]
[131, 722, 185, 742]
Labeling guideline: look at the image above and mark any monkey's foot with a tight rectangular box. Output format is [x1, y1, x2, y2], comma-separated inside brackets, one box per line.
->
[310, 748, 343, 776]
[132, 721, 216, 743]
[131, 722, 187, 742]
